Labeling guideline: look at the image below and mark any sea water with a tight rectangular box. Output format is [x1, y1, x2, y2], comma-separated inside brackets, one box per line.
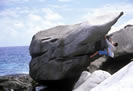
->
[0, 46, 31, 76]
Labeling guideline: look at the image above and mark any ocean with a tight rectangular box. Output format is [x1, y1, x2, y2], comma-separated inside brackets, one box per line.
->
[0, 46, 31, 76]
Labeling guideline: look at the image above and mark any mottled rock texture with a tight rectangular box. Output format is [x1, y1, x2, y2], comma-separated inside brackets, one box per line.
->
[89, 25, 133, 74]
[0, 74, 33, 91]
[29, 12, 123, 91]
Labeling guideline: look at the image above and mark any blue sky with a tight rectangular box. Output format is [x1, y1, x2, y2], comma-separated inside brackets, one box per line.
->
[0, 0, 133, 47]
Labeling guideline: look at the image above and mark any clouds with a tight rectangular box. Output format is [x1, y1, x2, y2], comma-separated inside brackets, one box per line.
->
[81, 3, 133, 20]
[0, 8, 18, 17]
[57, 0, 72, 2]
[28, 14, 42, 21]
[108, 19, 133, 35]
[1, 0, 30, 6]
[42, 8, 63, 21]
[0, 0, 133, 47]
[0, 6, 64, 46]
[78, 3, 133, 34]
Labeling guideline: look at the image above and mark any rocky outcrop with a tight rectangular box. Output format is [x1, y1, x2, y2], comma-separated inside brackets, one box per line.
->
[0, 74, 33, 91]
[88, 25, 133, 74]
[29, 12, 123, 90]
[112, 25, 133, 56]
[91, 61, 133, 91]
[88, 56, 107, 73]
[73, 71, 91, 89]
[73, 70, 111, 91]
[100, 24, 133, 73]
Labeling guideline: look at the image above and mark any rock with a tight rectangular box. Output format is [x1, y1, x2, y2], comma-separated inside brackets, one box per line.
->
[91, 61, 133, 91]
[29, 12, 123, 90]
[0, 74, 33, 91]
[73, 71, 91, 89]
[100, 24, 133, 74]
[88, 56, 107, 73]
[35, 85, 47, 91]
[88, 24, 133, 74]
[111, 24, 133, 56]
[73, 70, 111, 91]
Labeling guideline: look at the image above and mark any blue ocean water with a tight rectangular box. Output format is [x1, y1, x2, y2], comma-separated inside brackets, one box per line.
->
[0, 46, 31, 76]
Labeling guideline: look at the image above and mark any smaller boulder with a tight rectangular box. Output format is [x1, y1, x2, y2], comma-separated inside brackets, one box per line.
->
[73, 70, 111, 91]
[73, 71, 91, 89]
[91, 61, 133, 91]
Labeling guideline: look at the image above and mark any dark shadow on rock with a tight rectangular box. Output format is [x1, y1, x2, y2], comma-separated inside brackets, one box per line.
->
[37, 76, 80, 91]
[100, 54, 133, 74]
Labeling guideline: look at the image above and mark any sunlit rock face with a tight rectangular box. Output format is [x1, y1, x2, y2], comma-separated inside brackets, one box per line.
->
[111, 25, 133, 56]
[29, 12, 123, 91]
[73, 70, 111, 91]
[91, 61, 133, 91]
[73, 25, 133, 91]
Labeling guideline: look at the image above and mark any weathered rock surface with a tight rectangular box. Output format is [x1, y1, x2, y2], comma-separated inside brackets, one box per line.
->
[87, 24, 133, 74]
[0, 74, 33, 91]
[73, 70, 111, 91]
[88, 56, 107, 73]
[73, 71, 91, 89]
[99, 24, 133, 74]
[29, 12, 123, 90]
[112, 25, 133, 56]
[91, 61, 133, 91]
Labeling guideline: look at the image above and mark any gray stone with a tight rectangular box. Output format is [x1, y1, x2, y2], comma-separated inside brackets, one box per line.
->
[29, 12, 123, 81]
[89, 24, 133, 74]
[73, 70, 111, 91]
[91, 62, 133, 91]
[111, 25, 133, 56]
[73, 71, 91, 89]
[88, 56, 107, 73]
[0, 74, 33, 91]
[102, 24, 133, 74]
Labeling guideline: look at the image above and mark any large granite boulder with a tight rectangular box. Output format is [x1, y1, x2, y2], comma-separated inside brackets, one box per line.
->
[29, 12, 123, 90]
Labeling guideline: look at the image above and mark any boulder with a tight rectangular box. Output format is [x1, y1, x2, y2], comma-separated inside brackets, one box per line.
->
[91, 61, 133, 91]
[111, 24, 133, 56]
[88, 56, 107, 73]
[29, 12, 123, 90]
[88, 24, 133, 74]
[0, 74, 33, 91]
[100, 24, 133, 74]
[73, 70, 111, 91]
[73, 71, 91, 89]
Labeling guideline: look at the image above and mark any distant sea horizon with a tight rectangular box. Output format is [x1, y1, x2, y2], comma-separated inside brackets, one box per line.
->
[0, 46, 31, 76]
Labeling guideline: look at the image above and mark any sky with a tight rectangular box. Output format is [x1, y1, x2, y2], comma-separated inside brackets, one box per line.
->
[0, 0, 133, 47]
